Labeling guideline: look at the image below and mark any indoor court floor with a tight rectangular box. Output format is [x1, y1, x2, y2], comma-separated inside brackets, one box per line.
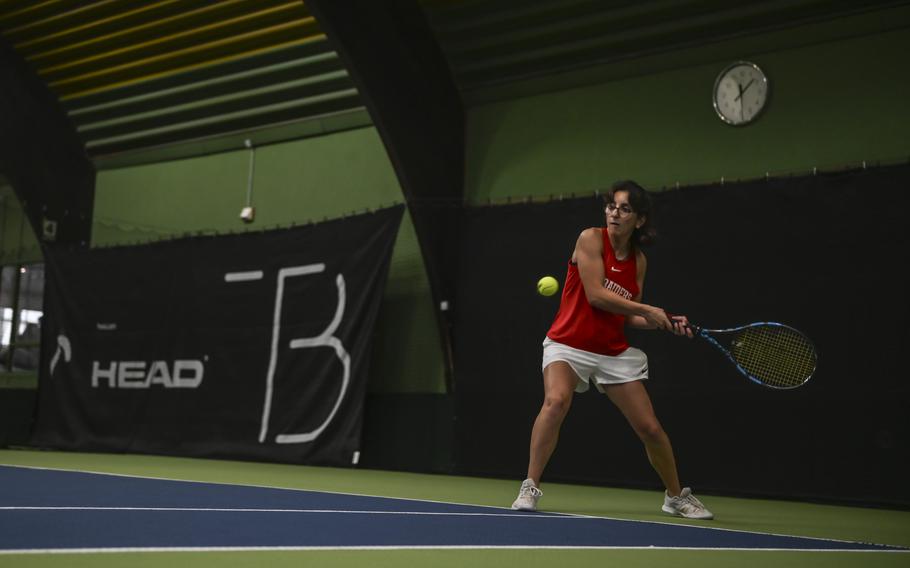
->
[0, 449, 907, 567]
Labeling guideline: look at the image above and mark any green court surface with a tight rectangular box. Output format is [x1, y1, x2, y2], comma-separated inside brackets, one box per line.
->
[1, 448, 907, 567]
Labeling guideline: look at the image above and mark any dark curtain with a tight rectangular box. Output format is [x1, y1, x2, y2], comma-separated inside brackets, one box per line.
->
[453, 166, 910, 507]
[32, 206, 404, 466]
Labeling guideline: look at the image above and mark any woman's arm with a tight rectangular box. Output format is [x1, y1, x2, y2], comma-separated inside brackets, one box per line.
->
[624, 248, 691, 336]
[626, 248, 654, 329]
[574, 229, 672, 330]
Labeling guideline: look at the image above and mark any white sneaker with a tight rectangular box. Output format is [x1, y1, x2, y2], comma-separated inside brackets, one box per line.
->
[662, 487, 714, 519]
[511, 478, 543, 511]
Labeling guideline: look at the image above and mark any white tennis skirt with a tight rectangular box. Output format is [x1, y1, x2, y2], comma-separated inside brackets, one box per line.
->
[542, 336, 649, 394]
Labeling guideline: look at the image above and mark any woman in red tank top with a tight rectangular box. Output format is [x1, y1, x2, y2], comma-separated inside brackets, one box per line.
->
[511, 180, 714, 520]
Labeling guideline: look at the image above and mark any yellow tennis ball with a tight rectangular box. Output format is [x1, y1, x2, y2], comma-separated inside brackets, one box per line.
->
[537, 276, 559, 297]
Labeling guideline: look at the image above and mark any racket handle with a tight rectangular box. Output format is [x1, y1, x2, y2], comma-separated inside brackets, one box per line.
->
[664, 311, 701, 333]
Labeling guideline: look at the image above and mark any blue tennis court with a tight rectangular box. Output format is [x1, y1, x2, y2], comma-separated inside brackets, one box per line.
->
[0, 465, 902, 554]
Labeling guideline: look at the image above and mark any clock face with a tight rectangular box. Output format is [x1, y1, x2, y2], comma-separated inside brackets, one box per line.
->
[713, 61, 769, 126]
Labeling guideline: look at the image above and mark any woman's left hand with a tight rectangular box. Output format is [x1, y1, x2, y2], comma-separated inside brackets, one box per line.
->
[669, 315, 694, 338]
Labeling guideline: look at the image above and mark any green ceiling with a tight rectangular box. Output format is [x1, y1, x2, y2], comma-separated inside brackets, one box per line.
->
[0, 0, 364, 168]
[1, 0, 906, 168]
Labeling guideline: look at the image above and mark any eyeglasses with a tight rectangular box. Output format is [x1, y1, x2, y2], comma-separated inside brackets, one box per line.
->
[605, 203, 634, 216]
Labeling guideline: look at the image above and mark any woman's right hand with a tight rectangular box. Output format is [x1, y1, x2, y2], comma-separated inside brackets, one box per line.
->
[643, 306, 673, 331]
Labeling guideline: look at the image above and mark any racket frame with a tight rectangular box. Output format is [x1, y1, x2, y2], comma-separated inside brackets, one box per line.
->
[688, 321, 817, 390]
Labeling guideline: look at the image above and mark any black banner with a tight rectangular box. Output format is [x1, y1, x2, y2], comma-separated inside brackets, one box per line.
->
[32, 206, 404, 466]
[453, 166, 910, 507]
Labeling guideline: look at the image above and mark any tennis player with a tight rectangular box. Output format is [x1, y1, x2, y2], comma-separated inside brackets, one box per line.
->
[511, 180, 714, 520]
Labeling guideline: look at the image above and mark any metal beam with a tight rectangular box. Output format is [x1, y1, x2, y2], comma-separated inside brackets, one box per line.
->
[307, 0, 464, 392]
[0, 35, 94, 249]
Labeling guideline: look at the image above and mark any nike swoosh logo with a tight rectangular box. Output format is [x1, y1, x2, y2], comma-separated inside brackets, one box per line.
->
[610, 266, 622, 272]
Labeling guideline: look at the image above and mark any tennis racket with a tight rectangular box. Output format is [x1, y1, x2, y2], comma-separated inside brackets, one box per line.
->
[680, 320, 817, 389]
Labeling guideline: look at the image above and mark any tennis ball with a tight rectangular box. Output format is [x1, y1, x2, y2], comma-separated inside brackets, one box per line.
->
[537, 276, 559, 297]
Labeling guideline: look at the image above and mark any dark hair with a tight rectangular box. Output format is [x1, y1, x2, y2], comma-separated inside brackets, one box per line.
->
[603, 180, 657, 247]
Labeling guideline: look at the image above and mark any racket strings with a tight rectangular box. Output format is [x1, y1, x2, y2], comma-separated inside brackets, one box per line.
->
[730, 325, 816, 388]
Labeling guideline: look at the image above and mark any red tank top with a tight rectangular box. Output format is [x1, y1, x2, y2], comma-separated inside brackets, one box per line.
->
[546, 228, 639, 356]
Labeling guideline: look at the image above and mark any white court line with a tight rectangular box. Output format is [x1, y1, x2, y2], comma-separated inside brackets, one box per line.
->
[1, 545, 905, 556]
[0, 464, 899, 550]
[0, 506, 557, 518]
[0, 464, 567, 516]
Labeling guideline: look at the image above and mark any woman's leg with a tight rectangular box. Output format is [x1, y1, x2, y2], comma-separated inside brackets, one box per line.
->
[526, 361, 578, 486]
[604, 380, 682, 496]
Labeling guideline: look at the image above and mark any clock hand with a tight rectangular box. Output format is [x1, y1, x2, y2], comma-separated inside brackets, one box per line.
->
[735, 79, 754, 102]
[737, 82, 744, 121]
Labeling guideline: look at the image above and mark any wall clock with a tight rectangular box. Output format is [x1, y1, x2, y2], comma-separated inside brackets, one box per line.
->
[713, 61, 769, 126]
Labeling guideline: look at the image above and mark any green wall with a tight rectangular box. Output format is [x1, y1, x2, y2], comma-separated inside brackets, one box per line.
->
[465, 27, 910, 202]
[0, 183, 41, 266]
[94, 128, 400, 242]
[12, 18, 909, 397]
[93, 127, 446, 394]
